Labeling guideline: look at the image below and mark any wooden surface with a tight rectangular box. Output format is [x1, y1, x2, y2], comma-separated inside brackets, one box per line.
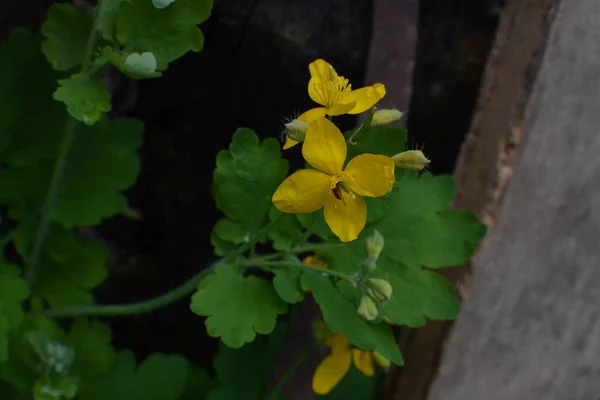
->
[429, 0, 600, 398]
[385, 1, 556, 398]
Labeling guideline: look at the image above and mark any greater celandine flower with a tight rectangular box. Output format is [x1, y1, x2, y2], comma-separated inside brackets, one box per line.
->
[312, 331, 390, 395]
[283, 59, 386, 149]
[272, 118, 395, 242]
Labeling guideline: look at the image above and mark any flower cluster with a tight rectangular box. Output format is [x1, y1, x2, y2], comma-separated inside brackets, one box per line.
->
[272, 59, 397, 242]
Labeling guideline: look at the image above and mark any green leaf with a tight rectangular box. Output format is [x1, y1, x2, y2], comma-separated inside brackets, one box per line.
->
[54, 118, 143, 227]
[53, 73, 112, 125]
[212, 129, 288, 253]
[376, 257, 460, 326]
[97, 0, 131, 42]
[303, 272, 403, 365]
[65, 318, 116, 377]
[297, 209, 331, 240]
[153, 0, 177, 9]
[190, 264, 287, 348]
[99, 47, 162, 80]
[211, 218, 248, 256]
[179, 363, 215, 400]
[317, 237, 460, 328]
[36, 226, 108, 308]
[208, 323, 288, 400]
[267, 208, 303, 251]
[34, 375, 80, 400]
[78, 351, 189, 400]
[346, 126, 407, 159]
[115, 0, 213, 70]
[0, 263, 29, 362]
[41, 3, 93, 71]
[373, 172, 487, 268]
[272, 268, 304, 304]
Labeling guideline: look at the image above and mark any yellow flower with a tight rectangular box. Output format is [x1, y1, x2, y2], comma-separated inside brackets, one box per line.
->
[312, 332, 389, 395]
[272, 118, 395, 242]
[283, 59, 386, 149]
[302, 255, 328, 269]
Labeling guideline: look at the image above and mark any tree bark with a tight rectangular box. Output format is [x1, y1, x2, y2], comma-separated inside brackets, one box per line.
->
[429, 0, 600, 398]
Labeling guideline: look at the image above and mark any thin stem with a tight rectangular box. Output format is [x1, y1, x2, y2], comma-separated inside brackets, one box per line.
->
[25, 0, 106, 290]
[267, 342, 317, 399]
[43, 264, 217, 319]
[241, 260, 358, 283]
[26, 118, 78, 289]
[292, 242, 345, 254]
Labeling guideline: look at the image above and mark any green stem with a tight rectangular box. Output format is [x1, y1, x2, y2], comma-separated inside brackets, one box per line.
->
[25, 0, 106, 290]
[292, 242, 345, 254]
[25, 118, 78, 289]
[242, 260, 358, 283]
[267, 342, 317, 399]
[43, 264, 216, 319]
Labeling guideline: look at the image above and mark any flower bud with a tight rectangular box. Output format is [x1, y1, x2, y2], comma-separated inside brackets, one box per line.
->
[391, 150, 431, 171]
[373, 351, 391, 369]
[357, 295, 378, 321]
[372, 109, 403, 126]
[284, 119, 308, 142]
[366, 278, 393, 302]
[365, 230, 384, 260]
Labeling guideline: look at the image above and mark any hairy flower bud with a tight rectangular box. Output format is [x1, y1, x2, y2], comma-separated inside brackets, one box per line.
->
[357, 295, 378, 321]
[391, 150, 431, 171]
[285, 119, 308, 142]
[372, 109, 403, 126]
[365, 230, 384, 260]
[366, 278, 393, 302]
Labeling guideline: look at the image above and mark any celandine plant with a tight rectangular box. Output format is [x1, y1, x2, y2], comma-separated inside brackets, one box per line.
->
[0, 0, 486, 399]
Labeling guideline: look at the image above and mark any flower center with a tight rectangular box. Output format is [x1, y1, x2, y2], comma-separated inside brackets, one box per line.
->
[312, 69, 351, 108]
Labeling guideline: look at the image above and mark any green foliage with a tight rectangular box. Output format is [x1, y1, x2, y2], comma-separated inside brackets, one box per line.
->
[207, 324, 287, 400]
[211, 129, 288, 255]
[303, 272, 403, 365]
[115, 0, 213, 70]
[190, 264, 287, 348]
[318, 366, 381, 400]
[0, 264, 29, 362]
[78, 351, 189, 400]
[54, 73, 112, 125]
[346, 125, 407, 159]
[372, 172, 486, 268]
[42, 3, 93, 71]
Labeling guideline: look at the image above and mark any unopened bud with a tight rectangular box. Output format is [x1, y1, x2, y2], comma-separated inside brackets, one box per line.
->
[373, 351, 391, 369]
[284, 119, 308, 142]
[372, 109, 403, 126]
[357, 295, 378, 321]
[366, 278, 393, 302]
[365, 230, 384, 260]
[391, 150, 431, 171]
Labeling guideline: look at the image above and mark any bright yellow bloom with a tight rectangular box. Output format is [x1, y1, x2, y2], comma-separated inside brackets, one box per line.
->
[312, 332, 389, 395]
[283, 59, 386, 149]
[272, 118, 395, 242]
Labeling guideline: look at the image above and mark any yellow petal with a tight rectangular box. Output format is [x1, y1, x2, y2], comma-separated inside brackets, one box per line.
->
[327, 101, 357, 116]
[352, 349, 375, 376]
[283, 137, 299, 150]
[272, 169, 330, 213]
[324, 332, 350, 351]
[309, 59, 334, 81]
[341, 83, 386, 114]
[323, 191, 366, 242]
[303, 118, 347, 176]
[312, 351, 352, 395]
[298, 107, 327, 124]
[344, 154, 395, 197]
